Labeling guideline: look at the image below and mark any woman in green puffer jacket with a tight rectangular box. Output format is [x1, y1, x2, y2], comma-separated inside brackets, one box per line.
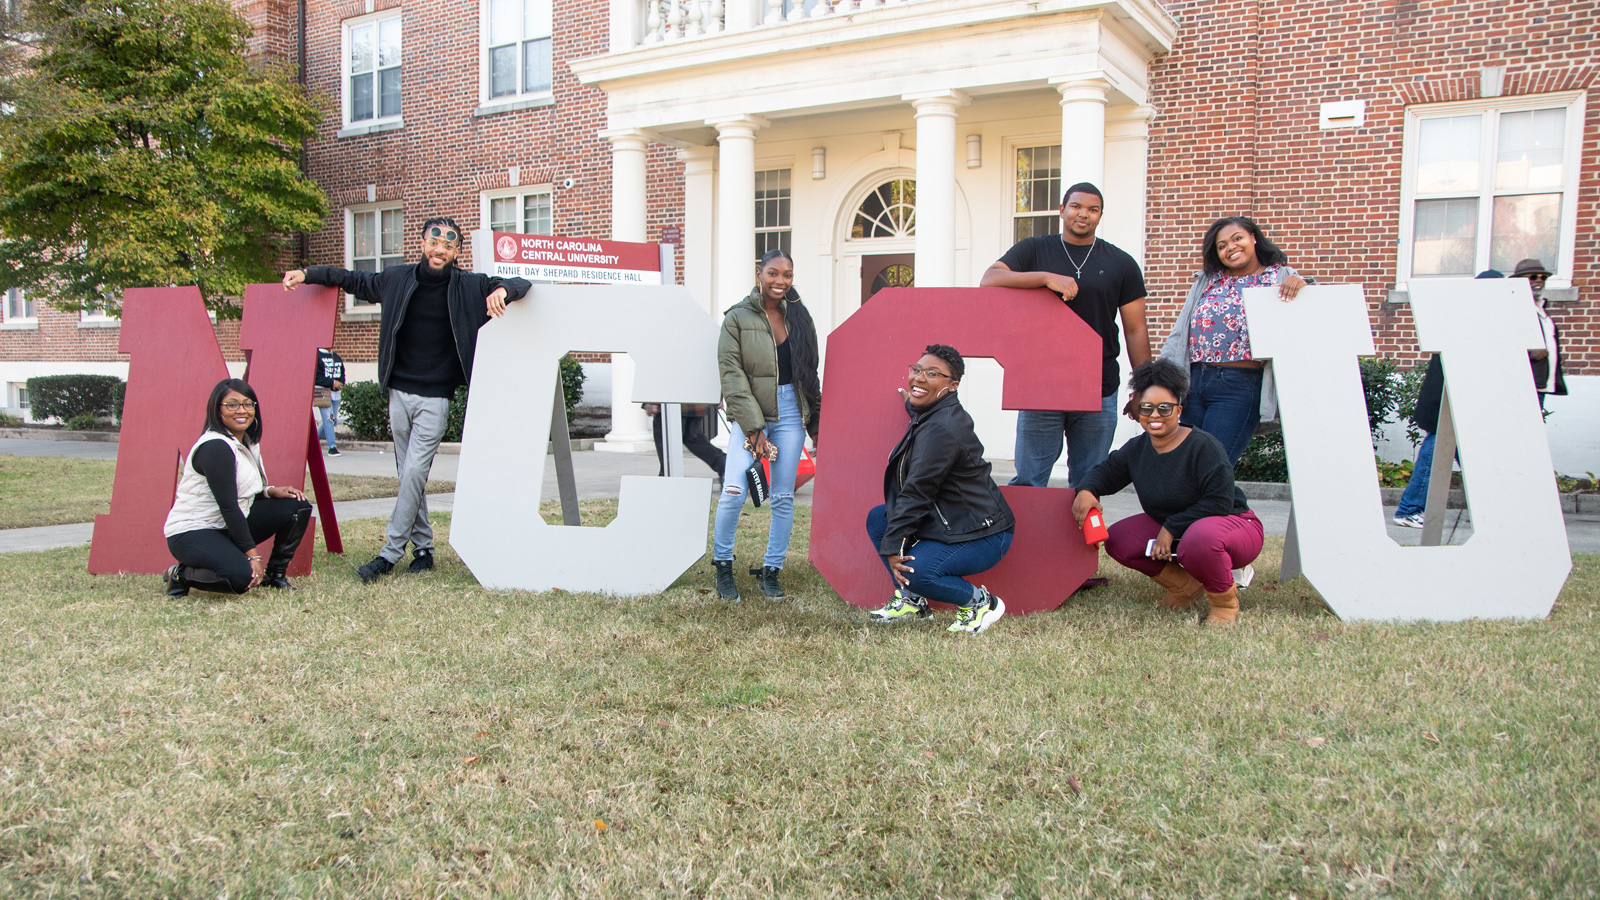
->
[711, 248, 822, 603]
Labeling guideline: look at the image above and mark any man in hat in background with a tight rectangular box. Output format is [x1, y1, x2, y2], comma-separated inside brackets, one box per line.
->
[1513, 258, 1567, 410]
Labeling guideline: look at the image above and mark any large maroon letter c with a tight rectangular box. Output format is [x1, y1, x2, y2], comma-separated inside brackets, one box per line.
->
[810, 286, 1105, 615]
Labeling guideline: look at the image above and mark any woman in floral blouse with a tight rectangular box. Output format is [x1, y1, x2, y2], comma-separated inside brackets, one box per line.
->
[1158, 217, 1308, 465]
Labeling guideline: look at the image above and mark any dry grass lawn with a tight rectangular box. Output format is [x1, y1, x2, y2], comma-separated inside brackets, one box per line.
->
[1, 503, 1597, 897]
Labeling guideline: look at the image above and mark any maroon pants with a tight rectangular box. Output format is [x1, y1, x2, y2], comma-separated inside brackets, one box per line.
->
[1105, 510, 1264, 593]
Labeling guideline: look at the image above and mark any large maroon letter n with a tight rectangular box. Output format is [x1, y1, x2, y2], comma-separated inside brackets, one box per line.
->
[810, 287, 1104, 614]
[88, 285, 336, 575]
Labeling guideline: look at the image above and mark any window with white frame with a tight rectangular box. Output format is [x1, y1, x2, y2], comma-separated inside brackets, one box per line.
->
[346, 204, 404, 307]
[3, 287, 34, 325]
[754, 168, 791, 263]
[1014, 144, 1062, 242]
[8, 383, 28, 411]
[1401, 93, 1584, 282]
[483, 187, 553, 236]
[79, 300, 114, 326]
[344, 11, 402, 127]
[483, 0, 552, 103]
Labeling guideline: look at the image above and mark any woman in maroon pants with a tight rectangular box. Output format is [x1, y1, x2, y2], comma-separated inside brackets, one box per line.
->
[1070, 359, 1263, 625]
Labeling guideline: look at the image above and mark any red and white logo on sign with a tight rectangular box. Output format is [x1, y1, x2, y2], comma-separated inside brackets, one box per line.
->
[496, 235, 519, 260]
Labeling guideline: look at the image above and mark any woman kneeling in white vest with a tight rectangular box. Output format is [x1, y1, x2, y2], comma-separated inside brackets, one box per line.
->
[163, 378, 313, 597]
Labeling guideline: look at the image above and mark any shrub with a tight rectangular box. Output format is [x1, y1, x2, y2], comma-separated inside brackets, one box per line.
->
[339, 381, 391, 442]
[112, 380, 126, 423]
[25, 374, 122, 423]
[340, 357, 586, 443]
[560, 355, 587, 424]
[66, 413, 99, 430]
[1234, 430, 1287, 483]
[0, 412, 22, 427]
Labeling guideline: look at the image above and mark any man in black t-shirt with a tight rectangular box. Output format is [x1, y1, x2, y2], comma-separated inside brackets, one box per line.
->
[980, 182, 1151, 488]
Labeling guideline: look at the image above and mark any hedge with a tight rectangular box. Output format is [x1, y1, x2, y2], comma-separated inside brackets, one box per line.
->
[340, 355, 589, 443]
[25, 375, 122, 424]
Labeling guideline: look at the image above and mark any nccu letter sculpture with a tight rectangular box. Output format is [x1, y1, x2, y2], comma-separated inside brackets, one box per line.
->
[88, 284, 337, 576]
[449, 283, 720, 594]
[1246, 279, 1570, 621]
[810, 286, 1103, 614]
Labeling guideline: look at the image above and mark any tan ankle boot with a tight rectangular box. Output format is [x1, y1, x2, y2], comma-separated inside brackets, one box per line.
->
[1205, 584, 1240, 625]
[1150, 562, 1204, 610]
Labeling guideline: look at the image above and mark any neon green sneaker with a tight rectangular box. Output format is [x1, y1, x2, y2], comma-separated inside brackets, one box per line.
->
[868, 589, 931, 622]
[948, 587, 1005, 634]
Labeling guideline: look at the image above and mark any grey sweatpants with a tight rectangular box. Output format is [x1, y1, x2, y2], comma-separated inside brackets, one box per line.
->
[382, 389, 451, 563]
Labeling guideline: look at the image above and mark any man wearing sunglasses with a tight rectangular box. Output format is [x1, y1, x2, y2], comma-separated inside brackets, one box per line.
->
[283, 216, 531, 582]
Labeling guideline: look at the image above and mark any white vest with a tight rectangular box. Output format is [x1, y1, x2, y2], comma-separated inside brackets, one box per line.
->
[163, 431, 268, 538]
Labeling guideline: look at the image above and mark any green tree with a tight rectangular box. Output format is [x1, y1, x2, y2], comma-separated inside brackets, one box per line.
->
[0, 0, 326, 317]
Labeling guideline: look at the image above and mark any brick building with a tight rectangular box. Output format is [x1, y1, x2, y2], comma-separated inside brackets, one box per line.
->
[1, 0, 1594, 469]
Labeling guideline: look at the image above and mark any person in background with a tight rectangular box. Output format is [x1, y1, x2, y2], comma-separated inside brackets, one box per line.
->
[866, 344, 1013, 634]
[1513, 258, 1567, 410]
[644, 402, 727, 486]
[1159, 216, 1307, 466]
[283, 217, 531, 582]
[712, 248, 822, 602]
[313, 346, 345, 457]
[163, 378, 313, 598]
[1392, 269, 1503, 528]
[981, 182, 1152, 489]
[1072, 360, 1262, 626]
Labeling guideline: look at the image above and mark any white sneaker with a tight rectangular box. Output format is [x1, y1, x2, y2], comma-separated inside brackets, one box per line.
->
[1393, 513, 1425, 528]
[949, 587, 1005, 634]
[1232, 564, 1255, 589]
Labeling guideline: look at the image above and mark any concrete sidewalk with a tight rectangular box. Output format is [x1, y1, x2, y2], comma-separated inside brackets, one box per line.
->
[2, 437, 1596, 554]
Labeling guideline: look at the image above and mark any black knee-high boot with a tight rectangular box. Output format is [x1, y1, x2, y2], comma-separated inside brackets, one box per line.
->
[261, 506, 312, 589]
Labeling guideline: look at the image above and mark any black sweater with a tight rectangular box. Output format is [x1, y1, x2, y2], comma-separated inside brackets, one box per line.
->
[191, 440, 259, 552]
[1076, 428, 1248, 540]
[389, 265, 463, 397]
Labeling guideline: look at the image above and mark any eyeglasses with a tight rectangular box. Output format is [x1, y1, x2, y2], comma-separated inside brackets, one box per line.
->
[425, 225, 460, 245]
[907, 364, 952, 381]
[221, 400, 257, 412]
[1137, 402, 1178, 417]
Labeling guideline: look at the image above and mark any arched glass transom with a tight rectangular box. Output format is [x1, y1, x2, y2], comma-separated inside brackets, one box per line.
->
[851, 179, 916, 239]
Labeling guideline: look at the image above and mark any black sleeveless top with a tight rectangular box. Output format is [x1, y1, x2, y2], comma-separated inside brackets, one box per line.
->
[776, 337, 793, 386]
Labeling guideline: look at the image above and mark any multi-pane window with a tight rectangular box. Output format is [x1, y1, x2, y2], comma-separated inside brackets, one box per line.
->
[3, 288, 32, 322]
[1404, 96, 1582, 280]
[754, 169, 791, 262]
[9, 383, 27, 410]
[486, 189, 553, 235]
[851, 179, 916, 239]
[346, 12, 402, 125]
[1014, 145, 1062, 242]
[487, 0, 553, 100]
[349, 206, 404, 306]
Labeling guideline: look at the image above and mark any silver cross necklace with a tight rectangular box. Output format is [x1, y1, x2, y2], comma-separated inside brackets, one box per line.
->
[1060, 234, 1097, 280]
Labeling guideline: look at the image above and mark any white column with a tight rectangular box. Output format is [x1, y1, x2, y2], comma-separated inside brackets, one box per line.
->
[678, 145, 716, 315]
[1050, 73, 1111, 191]
[610, 0, 640, 50]
[597, 128, 656, 452]
[709, 114, 767, 312]
[905, 90, 967, 287]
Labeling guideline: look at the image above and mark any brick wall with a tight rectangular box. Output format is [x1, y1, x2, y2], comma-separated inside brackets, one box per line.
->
[1147, 0, 1599, 374]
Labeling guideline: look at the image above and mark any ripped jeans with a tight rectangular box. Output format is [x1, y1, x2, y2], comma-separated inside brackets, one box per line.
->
[713, 384, 806, 569]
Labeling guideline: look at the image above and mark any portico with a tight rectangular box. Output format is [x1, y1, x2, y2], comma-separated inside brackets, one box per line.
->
[574, 0, 1176, 452]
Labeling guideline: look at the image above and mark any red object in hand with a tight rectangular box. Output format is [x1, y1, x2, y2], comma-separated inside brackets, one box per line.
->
[1082, 508, 1108, 545]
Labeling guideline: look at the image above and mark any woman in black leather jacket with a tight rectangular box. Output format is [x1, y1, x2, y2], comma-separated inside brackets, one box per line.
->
[865, 344, 1015, 634]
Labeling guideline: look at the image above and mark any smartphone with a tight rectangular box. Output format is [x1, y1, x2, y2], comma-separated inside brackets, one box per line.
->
[1145, 538, 1158, 557]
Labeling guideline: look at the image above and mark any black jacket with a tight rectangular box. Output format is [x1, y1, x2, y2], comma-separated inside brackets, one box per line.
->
[304, 263, 532, 390]
[879, 392, 1015, 555]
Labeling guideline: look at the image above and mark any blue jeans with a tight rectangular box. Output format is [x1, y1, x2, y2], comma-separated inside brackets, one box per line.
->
[1181, 364, 1264, 466]
[713, 384, 806, 569]
[1396, 431, 1437, 518]
[1009, 393, 1120, 489]
[317, 391, 340, 451]
[865, 504, 1014, 606]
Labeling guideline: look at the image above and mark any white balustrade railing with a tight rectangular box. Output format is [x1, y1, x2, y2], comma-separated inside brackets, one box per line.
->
[634, 0, 915, 47]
